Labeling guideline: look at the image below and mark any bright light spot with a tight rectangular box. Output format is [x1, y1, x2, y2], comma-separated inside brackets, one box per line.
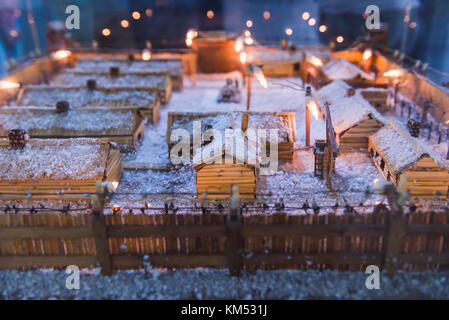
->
[112, 204, 122, 213]
[302, 12, 310, 20]
[111, 181, 119, 190]
[336, 36, 344, 43]
[263, 11, 271, 20]
[0, 81, 20, 89]
[308, 55, 323, 67]
[244, 36, 254, 45]
[121, 20, 129, 28]
[142, 49, 151, 61]
[235, 37, 243, 52]
[52, 50, 72, 60]
[308, 18, 316, 26]
[285, 28, 293, 36]
[102, 28, 111, 36]
[185, 38, 193, 47]
[383, 69, 404, 77]
[253, 66, 268, 89]
[145, 9, 153, 17]
[239, 51, 247, 64]
[207, 10, 214, 19]
[409, 22, 417, 29]
[132, 11, 141, 20]
[319, 25, 327, 32]
[307, 99, 320, 119]
[363, 48, 372, 61]
[9, 30, 18, 38]
[186, 29, 198, 39]
[246, 20, 253, 28]
[244, 30, 251, 37]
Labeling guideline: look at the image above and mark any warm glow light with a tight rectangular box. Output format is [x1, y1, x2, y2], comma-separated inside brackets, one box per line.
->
[253, 67, 268, 89]
[308, 55, 323, 67]
[0, 81, 20, 89]
[307, 99, 320, 120]
[142, 49, 151, 61]
[186, 38, 193, 47]
[302, 12, 310, 20]
[285, 28, 293, 36]
[111, 181, 119, 190]
[319, 25, 327, 32]
[383, 69, 404, 78]
[239, 51, 247, 64]
[112, 204, 122, 213]
[263, 11, 271, 20]
[102, 28, 111, 36]
[145, 9, 153, 17]
[186, 29, 198, 40]
[409, 22, 417, 29]
[246, 20, 253, 28]
[244, 30, 251, 37]
[207, 10, 214, 19]
[9, 30, 18, 38]
[121, 19, 129, 28]
[235, 37, 243, 52]
[132, 11, 141, 20]
[52, 50, 72, 60]
[308, 18, 316, 26]
[244, 36, 254, 45]
[336, 36, 344, 43]
[362, 48, 372, 61]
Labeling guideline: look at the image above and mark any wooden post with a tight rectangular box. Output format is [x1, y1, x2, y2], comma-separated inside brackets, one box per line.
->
[226, 185, 242, 276]
[383, 184, 405, 278]
[91, 182, 112, 275]
[241, 113, 249, 132]
[246, 75, 252, 111]
[305, 86, 312, 147]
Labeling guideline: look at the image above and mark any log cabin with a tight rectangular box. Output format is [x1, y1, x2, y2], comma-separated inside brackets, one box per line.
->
[368, 122, 449, 198]
[316, 80, 386, 151]
[166, 111, 297, 161]
[50, 71, 172, 104]
[69, 57, 184, 90]
[15, 86, 161, 124]
[0, 106, 145, 152]
[359, 88, 392, 113]
[0, 138, 122, 200]
[193, 140, 258, 200]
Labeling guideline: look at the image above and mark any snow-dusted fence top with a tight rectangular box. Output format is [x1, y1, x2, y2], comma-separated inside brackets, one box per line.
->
[0, 205, 448, 275]
[166, 111, 297, 161]
[15, 86, 161, 124]
[70, 56, 184, 91]
[0, 107, 145, 152]
[0, 138, 122, 201]
[50, 72, 172, 105]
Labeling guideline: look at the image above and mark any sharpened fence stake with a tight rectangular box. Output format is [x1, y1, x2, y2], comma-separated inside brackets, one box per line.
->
[227, 185, 243, 277]
[91, 182, 112, 276]
[383, 184, 405, 278]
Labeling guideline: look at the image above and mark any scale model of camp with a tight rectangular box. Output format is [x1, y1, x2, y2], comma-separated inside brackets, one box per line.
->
[369, 121, 449, 198]
[166, 111, 297, 161]
[70, 57, 184, 90]
[315, 80, 386, 151]
[50, 71, 172, 104]
[0, 138, 122, 200]
[0, 107, 145, 151]
[15, 86, 160, 124]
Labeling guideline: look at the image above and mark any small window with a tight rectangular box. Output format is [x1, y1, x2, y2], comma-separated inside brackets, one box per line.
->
[387, 172, 391, 181]
[293, 62, 300, 72]
[375, 152, 379, 158]
[369, 148, 374, 156]
[380, 159, 385, 170]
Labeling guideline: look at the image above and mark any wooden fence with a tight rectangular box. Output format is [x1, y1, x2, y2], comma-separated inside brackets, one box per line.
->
[0, 206, 449, 276]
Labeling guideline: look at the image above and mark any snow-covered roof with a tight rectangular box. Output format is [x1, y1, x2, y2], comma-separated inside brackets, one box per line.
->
[50, 72, 168, 89]
[321, 58, 374, 81]
[71, 58, 183, 76]
[370, 121, 449, 174]
[0, 107, 136, 136]
[0, 138, 109, 181]
[17, 87, 157, 108]
[316, 81, 386, 134]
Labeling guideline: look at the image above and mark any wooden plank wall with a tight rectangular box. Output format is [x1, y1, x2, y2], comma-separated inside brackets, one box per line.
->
[0, 209, 448, 273]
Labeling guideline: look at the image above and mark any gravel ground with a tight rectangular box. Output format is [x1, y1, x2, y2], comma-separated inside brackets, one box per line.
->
[1, 268, 448, 300]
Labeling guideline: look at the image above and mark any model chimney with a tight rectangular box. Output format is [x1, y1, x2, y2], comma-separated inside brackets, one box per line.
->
[86, 79, 96, 90]
[8, 129, 26, 149]
[56, 101, 70, 113]
[109, 67, 120, 77]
